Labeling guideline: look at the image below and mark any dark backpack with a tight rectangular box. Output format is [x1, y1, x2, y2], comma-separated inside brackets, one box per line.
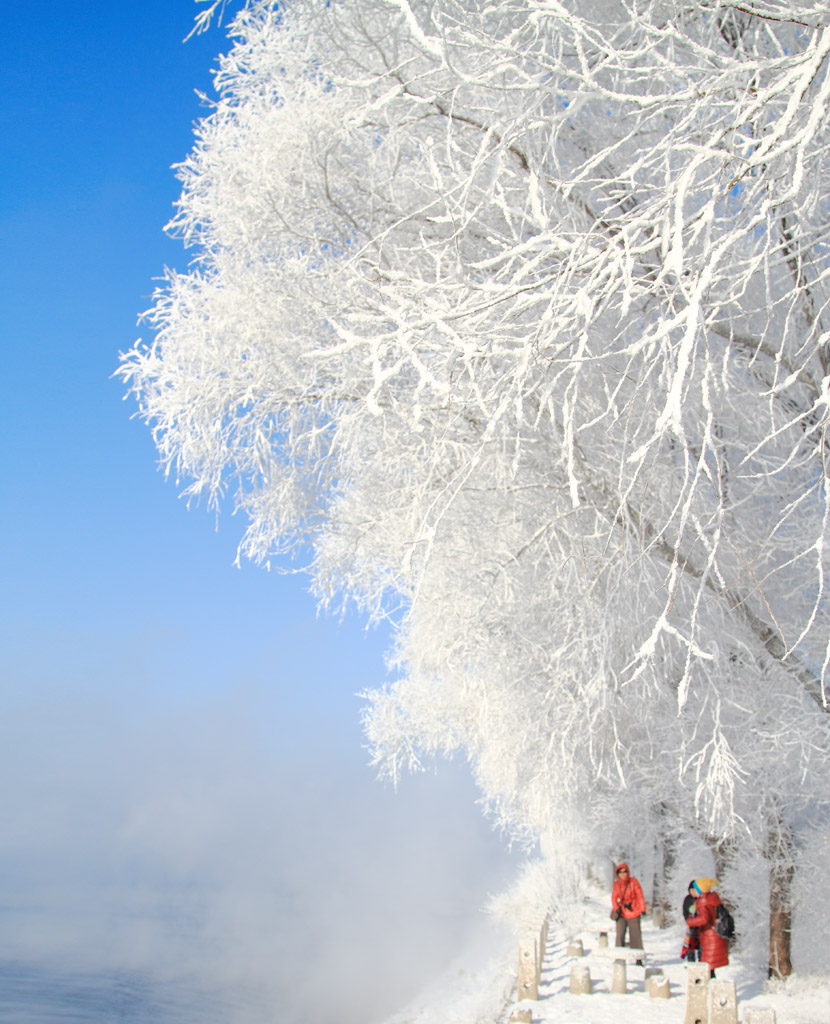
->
[714, 904, 735, 940]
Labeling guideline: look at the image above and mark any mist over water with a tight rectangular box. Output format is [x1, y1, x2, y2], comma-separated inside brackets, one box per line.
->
[0, 644, 518, 1024]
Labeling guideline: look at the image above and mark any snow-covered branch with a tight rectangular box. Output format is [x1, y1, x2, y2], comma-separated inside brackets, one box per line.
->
[122, 1, 830, 927]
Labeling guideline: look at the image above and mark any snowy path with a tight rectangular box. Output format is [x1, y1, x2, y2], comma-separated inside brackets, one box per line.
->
[525, 889, 829, 1024]
[528, 898, 699, 1024]
[385, 885, 830, 1024]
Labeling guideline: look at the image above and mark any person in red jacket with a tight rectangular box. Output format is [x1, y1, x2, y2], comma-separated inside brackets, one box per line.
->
[611, 862, 646, 950]
[684, 877, 729, 977]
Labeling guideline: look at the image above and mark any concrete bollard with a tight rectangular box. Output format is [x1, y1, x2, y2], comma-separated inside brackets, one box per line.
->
[537, 917, 549, 984]
[569, 965, 591, 994]
[709, 980, 738, 1024]
[598, 930, 609, 948]
[650, 975, 671, 999]
[645, 966, 663, 995]
[566, 938, 584, 957]
[611, 958, 627, 994]
[683, 962, 711, 1024]
[518, 941, 538, 1001]
[744, 1011, 776, 1024]
[509, 1009, 532, 1024]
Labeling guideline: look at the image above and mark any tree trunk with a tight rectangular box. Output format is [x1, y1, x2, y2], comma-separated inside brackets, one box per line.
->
[768, 825, 794, 980]
[651, 818, 676, 928]
[709, 836, 736, 882]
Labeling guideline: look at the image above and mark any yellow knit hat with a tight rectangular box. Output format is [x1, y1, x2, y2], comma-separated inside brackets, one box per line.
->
[693, 877, 718, 894]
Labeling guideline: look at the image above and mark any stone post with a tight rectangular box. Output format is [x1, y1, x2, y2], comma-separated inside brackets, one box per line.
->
[509, 1010, 532, 1024]
[744, 1011, 776, 1024]
[566, 938, 584, 957]
[644, 967, 662, 995]
[518, 941, 538, 1001]
[536, 917, 548, 985]
[709, 980, 738, 1024]
[569, 965, 591, 994]
[611, 958, 627, 994]
[651, 975, 671, 999]
[683, 962, 711, 1024]
[598, 931, 608, 947]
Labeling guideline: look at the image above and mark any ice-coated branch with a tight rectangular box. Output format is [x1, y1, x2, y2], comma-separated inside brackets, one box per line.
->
[122, 0, 830, 867]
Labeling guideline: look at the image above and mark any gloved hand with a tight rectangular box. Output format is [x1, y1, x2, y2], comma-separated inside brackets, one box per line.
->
[680, 945, 690, 960]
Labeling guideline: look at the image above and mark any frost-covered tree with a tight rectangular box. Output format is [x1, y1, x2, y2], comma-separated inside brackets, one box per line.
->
[121, 0, 830, 975]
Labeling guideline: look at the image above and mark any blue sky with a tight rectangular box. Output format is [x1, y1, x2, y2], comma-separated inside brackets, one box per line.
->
[0, 4, 516, 1020]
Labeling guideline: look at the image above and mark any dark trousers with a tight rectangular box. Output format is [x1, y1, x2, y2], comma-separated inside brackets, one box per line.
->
[615, 913, 643, 948]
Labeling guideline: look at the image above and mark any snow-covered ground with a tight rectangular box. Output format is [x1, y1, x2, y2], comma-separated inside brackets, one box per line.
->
[383, 915, 518, 1024]
[387, 884, 830, 1024]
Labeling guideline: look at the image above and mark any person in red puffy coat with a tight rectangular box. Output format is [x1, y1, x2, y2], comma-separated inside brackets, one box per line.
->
[611, 862, 647, 950]
[684, 878, 729, 976]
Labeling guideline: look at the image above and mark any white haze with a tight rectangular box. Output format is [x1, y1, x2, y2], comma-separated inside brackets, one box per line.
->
[0, 625, 518, 1024]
